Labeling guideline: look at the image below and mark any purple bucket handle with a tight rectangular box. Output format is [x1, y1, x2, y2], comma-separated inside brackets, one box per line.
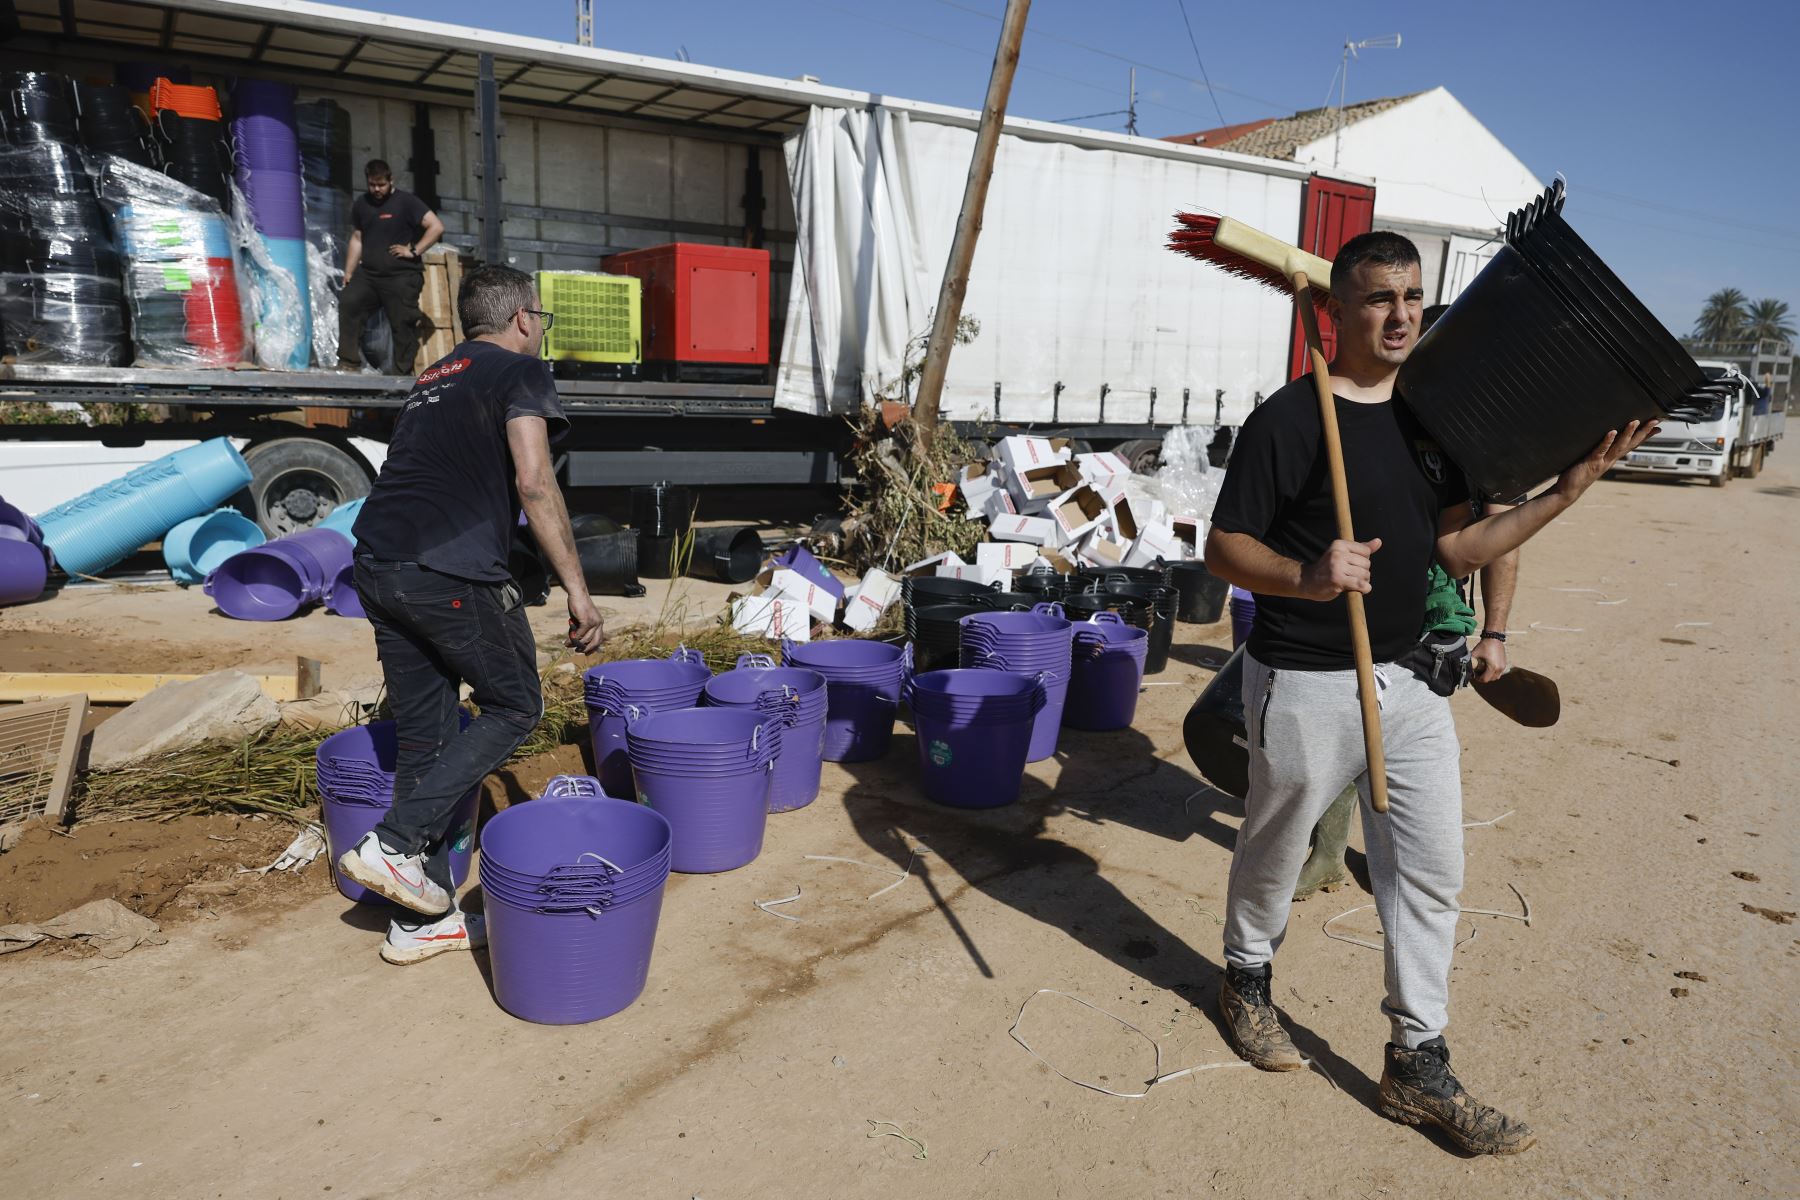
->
[669, 645, 707, 667]
[779, 636, 798, 665]
[1032, 602, 1065, 618]
[623, 703, 647, 728]
[736, 652, 776, 669]
[900, 641, 914, 678]
[967, 645, 1012, 671]
[576, 851, 624, 875]
[1087, 611, 1126, 626]
[1031, 670, 1053, 715]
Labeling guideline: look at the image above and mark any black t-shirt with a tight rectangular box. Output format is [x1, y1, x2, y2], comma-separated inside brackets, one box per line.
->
[1211, 376, 1469, 670]
[352, 190, 430, 274]
[353, 341, 568, 582]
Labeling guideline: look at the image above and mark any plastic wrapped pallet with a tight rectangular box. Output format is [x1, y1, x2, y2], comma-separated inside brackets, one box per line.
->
[295, 100, 352, 368]
[97, 154, 247, 367]
[0, 137, 130, 365]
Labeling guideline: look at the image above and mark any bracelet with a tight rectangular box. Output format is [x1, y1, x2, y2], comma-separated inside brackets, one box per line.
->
[1478, 630, 1507, 643]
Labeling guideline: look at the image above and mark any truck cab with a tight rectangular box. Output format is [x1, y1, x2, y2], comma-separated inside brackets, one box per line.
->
[1617, 362, 1748, 487]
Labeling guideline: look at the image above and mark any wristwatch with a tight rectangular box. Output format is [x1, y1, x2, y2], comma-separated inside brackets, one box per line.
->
[1478, 630, 1507, 642]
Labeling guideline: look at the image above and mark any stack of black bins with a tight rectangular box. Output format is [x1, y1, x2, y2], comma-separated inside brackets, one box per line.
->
[74, 82, 156, 168]
[1067, 576, 1177, 675]
[631, 483, 694, 580]
[1397, 181, 1732, 502]
[900, 575, 997, 643]
[911, 602, 988, 675]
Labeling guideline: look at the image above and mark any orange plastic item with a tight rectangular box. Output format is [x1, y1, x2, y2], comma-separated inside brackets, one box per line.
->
[931, 482, 956, 512]
[149, 78, 221, 122]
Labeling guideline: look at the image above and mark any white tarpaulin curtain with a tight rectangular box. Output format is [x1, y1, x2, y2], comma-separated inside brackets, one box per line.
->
[777, 105, 1306, 424]
[777, 106, 938, 414]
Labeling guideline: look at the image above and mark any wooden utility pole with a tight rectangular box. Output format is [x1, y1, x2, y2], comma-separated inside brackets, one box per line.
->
[910, 0, 1030, 451]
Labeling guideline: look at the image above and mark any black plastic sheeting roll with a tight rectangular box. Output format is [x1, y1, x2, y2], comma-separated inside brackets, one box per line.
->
[1397, 181, 1732, 501]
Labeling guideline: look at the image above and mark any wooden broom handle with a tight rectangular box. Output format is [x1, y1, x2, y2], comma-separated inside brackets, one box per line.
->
[1292, 271, 1389, 813]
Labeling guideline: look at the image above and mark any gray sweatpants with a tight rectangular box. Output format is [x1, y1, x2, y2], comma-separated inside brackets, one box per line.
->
[1224, 651, 1464, 1048]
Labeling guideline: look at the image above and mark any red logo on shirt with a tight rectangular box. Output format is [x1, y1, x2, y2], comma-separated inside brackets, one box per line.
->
[378, 213, 394, 220]
[416, 358, 471, 386]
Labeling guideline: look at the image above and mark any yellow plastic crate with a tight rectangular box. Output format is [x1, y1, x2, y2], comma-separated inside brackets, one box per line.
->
[535, 271, 642, 363]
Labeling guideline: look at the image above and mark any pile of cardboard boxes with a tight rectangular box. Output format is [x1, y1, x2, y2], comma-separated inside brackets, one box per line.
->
[726, 435, 1203, 642]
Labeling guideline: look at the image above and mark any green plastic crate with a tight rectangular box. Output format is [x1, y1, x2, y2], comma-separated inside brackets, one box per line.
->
[536, 271, 642, 363]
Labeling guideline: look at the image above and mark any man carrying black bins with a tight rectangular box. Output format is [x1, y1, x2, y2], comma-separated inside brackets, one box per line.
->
[1203, 231, 1653, 1154]
[337, 264, 604, 964]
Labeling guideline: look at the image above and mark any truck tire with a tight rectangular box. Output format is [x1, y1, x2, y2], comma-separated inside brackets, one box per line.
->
[1749, 443, 1766, 478]
[1116, 438, 1162, 474]
[1710, 462, 1729, 487]
[238, 438, 373, 536]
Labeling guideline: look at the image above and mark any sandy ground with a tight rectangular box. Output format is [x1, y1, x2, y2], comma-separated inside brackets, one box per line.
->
[0, 572, 747, 688]
[2, 462, 1797, 1199]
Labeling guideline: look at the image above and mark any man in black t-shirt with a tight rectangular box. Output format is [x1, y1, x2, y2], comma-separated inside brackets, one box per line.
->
[1203, 232, 1653, 1155]
[336, 159, 445, 375]
[337, 265, 604, 965]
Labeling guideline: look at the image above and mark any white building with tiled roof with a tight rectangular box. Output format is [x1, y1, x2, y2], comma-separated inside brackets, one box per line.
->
[1168, 87, 1543, 304]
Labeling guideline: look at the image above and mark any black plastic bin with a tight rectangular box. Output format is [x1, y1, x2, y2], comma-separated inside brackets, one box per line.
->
[575, 531, 646, 597]
[1169, 561, 1229, 624]
[1182, 644, 1249, 798]
[688, 525, 762, 584]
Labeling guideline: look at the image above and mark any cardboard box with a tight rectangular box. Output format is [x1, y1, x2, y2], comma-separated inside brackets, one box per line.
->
[1125, 521, 1182, 568]
[975, 541, 1040, 571]
[1009, 461, 1083, 511]
[987, 514, 1058, 546]
[731, 594, 813, 641]
[1078, 450, 1132, 492]
[1172, 516, 1206, 558]
[936, 561, 1012, 588]
[1110, 495, 1143, 544]
[981, 488, 1019, 521]
[902, 551, 963, 576]
[956, 463, 1003, 522]
[1048, 484, 1110, 543]
[995, 435, 1072, 476]
[1079, 532, 1131, 569]
[768, 568, 840, 622]
[842, 568, 901, 633]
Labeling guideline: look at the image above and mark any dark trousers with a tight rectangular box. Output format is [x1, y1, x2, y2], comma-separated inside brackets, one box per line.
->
[354, 557, 542, 892]
[338, 269, 426, 374]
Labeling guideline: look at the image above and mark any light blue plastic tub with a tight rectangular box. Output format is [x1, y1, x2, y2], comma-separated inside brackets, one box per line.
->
[253, 233, 312, 370]
[162, 508, 265, 584]
[34, 438, 253, 578]
[315, 496, 364, 545]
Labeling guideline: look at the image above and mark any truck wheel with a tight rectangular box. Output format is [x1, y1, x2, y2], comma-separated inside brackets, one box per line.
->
[1749, 444, 1766, 477]
[238, 438, 372, 536]
[1116, 438, 1162, 474]
[1710, 463, 1729, 487]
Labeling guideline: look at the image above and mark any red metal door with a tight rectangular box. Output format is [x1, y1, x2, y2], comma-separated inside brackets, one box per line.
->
[1288, 175, 1377, 380]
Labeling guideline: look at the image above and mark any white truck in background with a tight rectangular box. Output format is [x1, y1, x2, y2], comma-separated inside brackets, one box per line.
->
[1616, 362, 1784, 487]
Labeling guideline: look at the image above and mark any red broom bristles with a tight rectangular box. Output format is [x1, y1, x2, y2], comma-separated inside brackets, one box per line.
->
[1166, 212, 1332, 303]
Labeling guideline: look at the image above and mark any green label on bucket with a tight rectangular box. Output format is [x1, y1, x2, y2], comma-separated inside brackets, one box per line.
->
[929, 739, 953, 767]
[451, 821, 473, 853]
[638, 792, 650, 805]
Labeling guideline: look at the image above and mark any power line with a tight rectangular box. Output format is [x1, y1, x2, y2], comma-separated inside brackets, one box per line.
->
[926, 0, 1292, 114]
[1173, 0, 1227, 128]
[808, 0, 1231, 127]
[1051, 107, 1130, 123]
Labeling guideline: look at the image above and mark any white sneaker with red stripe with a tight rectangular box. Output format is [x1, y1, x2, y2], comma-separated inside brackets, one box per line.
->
[380, 909, 485, 965]
[337, 831, 452, 917]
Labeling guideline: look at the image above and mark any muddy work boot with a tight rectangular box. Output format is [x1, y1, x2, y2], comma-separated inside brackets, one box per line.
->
[1219, 963, 1305, 1071]
[1378, 1037, 1537, 1155]
[1293, 785, 1355, 901]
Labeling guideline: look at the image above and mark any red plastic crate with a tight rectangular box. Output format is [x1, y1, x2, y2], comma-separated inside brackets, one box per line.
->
[602, 242, 769, 365]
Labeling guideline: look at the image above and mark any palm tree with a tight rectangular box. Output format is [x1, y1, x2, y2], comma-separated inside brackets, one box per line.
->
[1693, 288, 1749, 344]
[1742, 298, 1795, 348]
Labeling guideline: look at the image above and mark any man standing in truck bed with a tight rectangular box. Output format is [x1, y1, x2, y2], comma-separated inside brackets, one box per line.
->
[337, 159, 444, 375]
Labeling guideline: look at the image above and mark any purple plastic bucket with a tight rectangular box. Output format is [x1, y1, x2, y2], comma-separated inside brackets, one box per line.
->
[478, 795, 671, 910]
[0, 538, 48, 606]
[957, 633, 1071, 762]
[1229, 586, 1255, 650]
[703, 659, 828, 813]
[782, 638, 909, 763]
[908, 670, 1042, 809]
[1063, 618, 1149, 731]
[482, 883, 668, 1025]
[208, 528, 353, 620]
[582, 652, 710, 797]
[627, 708, 774, 873]
[321, 785, 477, 905]
[326, 562, 364, 618]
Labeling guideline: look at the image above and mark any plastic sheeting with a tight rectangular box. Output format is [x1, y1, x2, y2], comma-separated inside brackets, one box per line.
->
[776, 106, 1305, 425]
[97, 155, 247, 367]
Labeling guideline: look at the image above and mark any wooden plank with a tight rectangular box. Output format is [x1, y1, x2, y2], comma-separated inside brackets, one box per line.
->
[0, 657, 322, 705]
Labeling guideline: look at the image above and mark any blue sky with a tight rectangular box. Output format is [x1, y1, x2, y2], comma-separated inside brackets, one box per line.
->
[348, 0, 1795, 333]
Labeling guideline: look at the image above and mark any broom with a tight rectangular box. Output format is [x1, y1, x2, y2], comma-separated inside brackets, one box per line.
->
[1167, 213, 1389, 813]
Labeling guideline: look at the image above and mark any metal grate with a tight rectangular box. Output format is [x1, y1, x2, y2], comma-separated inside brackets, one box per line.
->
[537, 272, 642, 364]
[0, 695, 88, 827]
